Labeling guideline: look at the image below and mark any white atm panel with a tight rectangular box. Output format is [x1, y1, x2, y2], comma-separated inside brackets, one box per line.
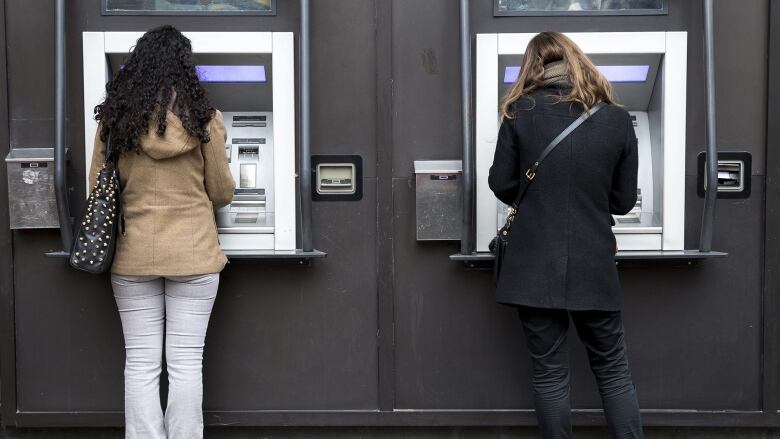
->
[82, 31, 298, 254]
[476, 32, 687, 253]
[216, 111, 276, 237]
[613, 111, 660, 232]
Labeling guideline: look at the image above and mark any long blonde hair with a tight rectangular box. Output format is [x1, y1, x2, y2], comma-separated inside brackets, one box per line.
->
[500, 31, 615, 119]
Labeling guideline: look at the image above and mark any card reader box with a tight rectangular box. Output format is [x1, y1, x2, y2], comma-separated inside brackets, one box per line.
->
[697, 151, 752, 199]
[312, 155, 363, 201]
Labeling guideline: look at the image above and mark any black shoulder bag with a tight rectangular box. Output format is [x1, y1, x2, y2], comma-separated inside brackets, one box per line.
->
[490, 102, 606, 282]
[70, 135, 124, 274]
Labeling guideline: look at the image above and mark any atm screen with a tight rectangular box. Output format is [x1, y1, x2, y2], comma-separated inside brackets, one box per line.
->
[195, 65, 267, 83]
[118, 64, 267, 83]
[503, 65, 650, 84]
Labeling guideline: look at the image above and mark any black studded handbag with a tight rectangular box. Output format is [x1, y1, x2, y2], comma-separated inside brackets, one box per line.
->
[490, 102, 605, 283]
[70, 134, 124, 274]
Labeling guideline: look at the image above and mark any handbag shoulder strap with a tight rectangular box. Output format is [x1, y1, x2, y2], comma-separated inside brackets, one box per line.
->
[509, 102, 606, 209]
[104, 133, 118, 167]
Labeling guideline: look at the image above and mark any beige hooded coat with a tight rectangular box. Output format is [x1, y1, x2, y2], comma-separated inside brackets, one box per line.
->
[89, 110, 235, 276]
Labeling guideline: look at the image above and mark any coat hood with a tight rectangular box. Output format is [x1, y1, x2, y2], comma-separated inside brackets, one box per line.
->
[139, 111, 199, 160]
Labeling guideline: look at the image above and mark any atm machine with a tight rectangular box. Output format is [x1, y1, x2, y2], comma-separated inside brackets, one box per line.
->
[82, 32, 296, 255]
[475, 32, 687, 252]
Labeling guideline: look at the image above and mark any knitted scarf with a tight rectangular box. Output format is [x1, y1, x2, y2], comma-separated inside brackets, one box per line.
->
[541, 60, 568, 86]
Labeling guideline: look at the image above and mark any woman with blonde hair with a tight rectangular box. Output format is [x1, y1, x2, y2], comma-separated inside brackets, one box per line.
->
[489, 31, 642, 438]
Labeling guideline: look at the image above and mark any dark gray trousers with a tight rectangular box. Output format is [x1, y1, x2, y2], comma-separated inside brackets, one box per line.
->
[517, 306, 644, 439]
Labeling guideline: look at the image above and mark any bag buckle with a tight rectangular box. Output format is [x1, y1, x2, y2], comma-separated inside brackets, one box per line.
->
[525, 169, 536, 180]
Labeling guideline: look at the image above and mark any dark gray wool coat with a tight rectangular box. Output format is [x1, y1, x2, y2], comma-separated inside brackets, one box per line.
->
[488, 83, 638, 311]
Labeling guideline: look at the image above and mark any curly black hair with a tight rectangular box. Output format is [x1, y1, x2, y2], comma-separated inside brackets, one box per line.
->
[94, 25, 214, 154]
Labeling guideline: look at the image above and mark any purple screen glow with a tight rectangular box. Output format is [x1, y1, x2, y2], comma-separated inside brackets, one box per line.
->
[195, 65, 267, 83]
[119, 64, 268, 83]
[503, 66, 522, 84]
[503, 65, 650, 84]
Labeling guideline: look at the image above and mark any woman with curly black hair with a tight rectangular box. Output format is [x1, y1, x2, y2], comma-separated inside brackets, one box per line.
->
[89, 25, 235, 439]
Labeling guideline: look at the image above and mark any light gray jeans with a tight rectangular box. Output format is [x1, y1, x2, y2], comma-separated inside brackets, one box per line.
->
[111, 273, 219, 439]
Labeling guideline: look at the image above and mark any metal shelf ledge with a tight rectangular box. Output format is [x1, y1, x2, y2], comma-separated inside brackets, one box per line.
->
[450, 250, 728, 267]
[225, 249, 327, 264]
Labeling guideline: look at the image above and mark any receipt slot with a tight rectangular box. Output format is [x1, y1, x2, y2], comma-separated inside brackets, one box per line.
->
[476, 32, 687, 252]
[82, 32, 297, 254]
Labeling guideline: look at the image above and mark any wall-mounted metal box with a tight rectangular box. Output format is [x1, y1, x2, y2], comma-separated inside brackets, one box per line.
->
[5, 148, 65, 229]
[414, 160, 462, 241]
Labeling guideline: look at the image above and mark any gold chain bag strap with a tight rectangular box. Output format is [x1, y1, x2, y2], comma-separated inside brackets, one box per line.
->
[70, 134, 124, 274]
[490, 102, 606, 282]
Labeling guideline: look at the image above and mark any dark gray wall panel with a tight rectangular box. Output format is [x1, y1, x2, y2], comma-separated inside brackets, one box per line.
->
[309, 0, 377, 177]
[764, 0, 780, 414]
[704, 0, 768, 175]
[391, 0, 462, 177]
[1, 0, 773, 427]
[392, 175, 608, 410]
[393, 175, 763, 411]
[0, 0, 17, 423]
[391, 0, 765, 411]
[9, 0, 379, 414]
[6, 0, 54, 148]
[13, 231, 124, 411]
[13, 178, 381, 411]
[204, 178, 379, 410]
[623, 181, 763, 410]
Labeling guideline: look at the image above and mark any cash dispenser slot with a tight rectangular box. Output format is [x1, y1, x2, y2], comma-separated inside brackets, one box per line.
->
[232, 189, 267, 207]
